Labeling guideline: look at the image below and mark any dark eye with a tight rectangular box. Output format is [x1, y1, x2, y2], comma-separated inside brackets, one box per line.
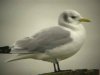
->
[71, 16, 76, 19]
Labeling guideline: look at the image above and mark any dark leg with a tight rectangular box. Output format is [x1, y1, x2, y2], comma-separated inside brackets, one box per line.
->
[55, 59, 61, 72]
[53, 62, 57, 72]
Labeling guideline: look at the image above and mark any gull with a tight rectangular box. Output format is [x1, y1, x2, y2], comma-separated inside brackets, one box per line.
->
[7, 10, 90, 72]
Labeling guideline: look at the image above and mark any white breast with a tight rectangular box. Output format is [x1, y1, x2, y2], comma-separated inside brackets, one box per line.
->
[46, 25, 86, 61]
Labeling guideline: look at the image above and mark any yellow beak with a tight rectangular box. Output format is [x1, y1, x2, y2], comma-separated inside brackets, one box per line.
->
[79, 18, 91, 22]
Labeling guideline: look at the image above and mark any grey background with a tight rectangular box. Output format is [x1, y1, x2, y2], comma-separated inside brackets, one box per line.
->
[0, 0, 100, 75]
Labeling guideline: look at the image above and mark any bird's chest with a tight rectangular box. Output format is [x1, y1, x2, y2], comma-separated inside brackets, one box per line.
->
[70, 30, 86, 50]
[47, 30, 86, 60]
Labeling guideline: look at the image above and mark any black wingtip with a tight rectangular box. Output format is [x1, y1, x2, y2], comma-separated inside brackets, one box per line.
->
[0, 46, 11, 53]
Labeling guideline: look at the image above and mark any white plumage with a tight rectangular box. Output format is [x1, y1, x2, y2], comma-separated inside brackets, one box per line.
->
[7, 10, 90, 72]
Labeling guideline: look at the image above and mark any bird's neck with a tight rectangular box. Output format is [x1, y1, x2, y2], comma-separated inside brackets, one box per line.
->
[60, 23, 75, 30]
[59, 19, 80, 31]
[60, 22, 86, 33]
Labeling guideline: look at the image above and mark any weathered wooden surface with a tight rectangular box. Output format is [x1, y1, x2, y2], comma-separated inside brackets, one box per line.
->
[39, 69, 99, 75]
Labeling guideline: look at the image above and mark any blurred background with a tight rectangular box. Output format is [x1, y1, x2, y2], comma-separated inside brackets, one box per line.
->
[0, 0, 100, 75]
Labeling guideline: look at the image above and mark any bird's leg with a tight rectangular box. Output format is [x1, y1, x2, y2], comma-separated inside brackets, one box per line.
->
[55, 59, 61, 72]
[53, 62, 57, 72]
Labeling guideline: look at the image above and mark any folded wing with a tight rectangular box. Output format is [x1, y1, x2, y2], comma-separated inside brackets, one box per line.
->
[11, 26, 72, 53]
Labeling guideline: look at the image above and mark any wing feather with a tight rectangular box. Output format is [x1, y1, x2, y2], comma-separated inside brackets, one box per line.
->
[12, 26, 72, 53]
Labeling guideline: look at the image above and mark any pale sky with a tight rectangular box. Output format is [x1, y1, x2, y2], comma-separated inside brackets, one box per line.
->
[0, 0, 100, 75]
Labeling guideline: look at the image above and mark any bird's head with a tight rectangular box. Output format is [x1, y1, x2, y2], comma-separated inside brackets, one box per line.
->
[58, 10, 91, 28]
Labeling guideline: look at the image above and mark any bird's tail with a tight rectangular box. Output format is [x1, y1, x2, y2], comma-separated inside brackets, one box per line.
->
[7, 54, 34, 62]
[0, 46, 11, 53]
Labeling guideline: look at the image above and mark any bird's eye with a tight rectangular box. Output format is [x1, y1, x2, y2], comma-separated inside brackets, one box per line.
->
[71, 16, 76, 19]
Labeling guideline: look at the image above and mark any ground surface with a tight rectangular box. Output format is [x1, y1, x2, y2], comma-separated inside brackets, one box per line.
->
[40, 69, 99, 75]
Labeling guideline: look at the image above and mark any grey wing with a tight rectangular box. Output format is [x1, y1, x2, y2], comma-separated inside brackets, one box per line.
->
[27, 26, 72, 53]
[12, 26, 72, 53]
[11, 37, 34, 53]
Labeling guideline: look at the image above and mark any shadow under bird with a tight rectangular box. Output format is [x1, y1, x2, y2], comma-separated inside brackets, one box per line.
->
[4, 10, 90, 72]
